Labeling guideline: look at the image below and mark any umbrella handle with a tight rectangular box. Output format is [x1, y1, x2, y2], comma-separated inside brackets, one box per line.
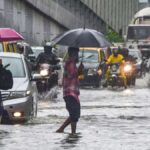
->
[81, 48, 84, 62]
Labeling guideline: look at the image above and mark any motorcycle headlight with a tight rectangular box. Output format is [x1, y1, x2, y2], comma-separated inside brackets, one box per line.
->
[9, 91, 31, 99]
[88, 68, 97, 75]
[124, 65, 132, 72]
[40, 69, 48, 76]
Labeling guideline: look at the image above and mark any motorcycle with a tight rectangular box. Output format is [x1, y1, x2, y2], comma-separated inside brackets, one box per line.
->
[36, 63, 60, 100]
[123, 61, 136, 86]
[106, 63, 127, 88]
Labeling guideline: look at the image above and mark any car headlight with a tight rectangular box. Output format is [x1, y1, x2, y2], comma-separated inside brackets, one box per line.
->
[9, 91, 31, 99]
[78, 74, 84, 80]
[40, 69, 49, 76]
[124, 65, 132, 72]
[88, 68, 97, 75]
[97, 69, 102, 76]
[13, 112, 24, 117]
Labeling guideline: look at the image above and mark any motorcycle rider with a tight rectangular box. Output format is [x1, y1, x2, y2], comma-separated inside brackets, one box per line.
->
[104, 47, 127, 88]
[123, 48, 136, 63]
[36, 44, 60, 93]
[123, 48, 137, 85]
[36, 44, 59, 66]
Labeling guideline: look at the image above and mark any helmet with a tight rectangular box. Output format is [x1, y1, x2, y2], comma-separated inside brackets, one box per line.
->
[123, 48, 129, 57]
[112, 48, 118, 57]
[44, 44, 52, 54]
[45, 42, 52, 46]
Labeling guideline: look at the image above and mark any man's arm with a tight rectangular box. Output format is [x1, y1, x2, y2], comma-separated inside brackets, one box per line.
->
[106, 55, 112, 64]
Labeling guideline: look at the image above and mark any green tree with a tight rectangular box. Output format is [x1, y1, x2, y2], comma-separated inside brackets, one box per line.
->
[105, 28, 123, 43]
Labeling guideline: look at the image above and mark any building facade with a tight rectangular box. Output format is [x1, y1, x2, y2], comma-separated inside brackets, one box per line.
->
[0, 0, 145, 45]
[82, 0, 140, 35]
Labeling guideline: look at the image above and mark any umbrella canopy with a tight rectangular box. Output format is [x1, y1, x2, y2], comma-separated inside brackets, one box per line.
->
[0, 28, 24, 42]
[52, 28, 112, 48]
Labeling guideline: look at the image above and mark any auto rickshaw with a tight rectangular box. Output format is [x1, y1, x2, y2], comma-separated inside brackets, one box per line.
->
[0, 41, 17, 53]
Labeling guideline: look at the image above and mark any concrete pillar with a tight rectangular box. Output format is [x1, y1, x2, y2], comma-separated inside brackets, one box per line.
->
[0, 0, 4, 27]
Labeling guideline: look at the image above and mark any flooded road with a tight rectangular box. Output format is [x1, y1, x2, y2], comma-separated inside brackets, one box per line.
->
[0, 76, 150, 150]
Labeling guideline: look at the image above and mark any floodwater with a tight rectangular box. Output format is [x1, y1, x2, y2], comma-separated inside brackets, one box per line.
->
[0, 75, 150, 150]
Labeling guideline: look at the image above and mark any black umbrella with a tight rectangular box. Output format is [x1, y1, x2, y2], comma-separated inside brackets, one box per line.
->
[52, 28, 112, 48]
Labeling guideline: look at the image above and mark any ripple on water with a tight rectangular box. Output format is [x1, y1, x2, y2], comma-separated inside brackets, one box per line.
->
[118, 115, 150, 120]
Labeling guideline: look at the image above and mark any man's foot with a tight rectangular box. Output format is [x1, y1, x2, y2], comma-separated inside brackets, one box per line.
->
[56, 129, 64, 133]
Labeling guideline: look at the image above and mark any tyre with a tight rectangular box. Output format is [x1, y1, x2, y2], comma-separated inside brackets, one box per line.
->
[95, 80, 101, 88]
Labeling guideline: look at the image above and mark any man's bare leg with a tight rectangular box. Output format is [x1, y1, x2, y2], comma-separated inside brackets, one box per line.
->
[71, 122, 77, 134]
[56, 117, 71, 133]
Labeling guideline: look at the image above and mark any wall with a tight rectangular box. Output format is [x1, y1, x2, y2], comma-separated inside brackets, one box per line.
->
[81, 0, 139, 35]
[0, 0, 107, 45]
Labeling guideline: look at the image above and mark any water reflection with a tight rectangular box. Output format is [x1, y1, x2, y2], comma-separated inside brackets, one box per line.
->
[60, 133, 82, 149]
[0, 130, 9, 147]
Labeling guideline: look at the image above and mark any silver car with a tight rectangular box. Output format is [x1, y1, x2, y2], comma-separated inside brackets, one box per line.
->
[0, 52, 38, 124]
[31, 46, 44, 58]
[128, 48, 143, 77]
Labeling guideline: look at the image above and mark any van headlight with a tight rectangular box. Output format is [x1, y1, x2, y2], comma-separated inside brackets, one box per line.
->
[9, 91, 31, 99]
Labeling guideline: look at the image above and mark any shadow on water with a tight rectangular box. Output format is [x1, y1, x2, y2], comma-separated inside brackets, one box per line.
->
[59, 133, 82, 149]
[0, 130, 9, 147]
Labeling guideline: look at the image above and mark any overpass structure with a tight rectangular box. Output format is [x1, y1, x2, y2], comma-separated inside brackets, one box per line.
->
[0, 0, 140, 45]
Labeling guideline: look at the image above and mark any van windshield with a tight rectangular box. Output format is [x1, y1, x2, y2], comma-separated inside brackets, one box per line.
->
[79, 50, 98, 63]
[127, 26, 150, 40]
[0, 57, 26, 77]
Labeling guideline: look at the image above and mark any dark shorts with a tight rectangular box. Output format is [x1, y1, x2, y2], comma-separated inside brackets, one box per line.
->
[64, 96, 80, 122]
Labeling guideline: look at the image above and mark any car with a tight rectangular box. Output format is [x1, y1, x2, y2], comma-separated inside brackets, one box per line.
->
[0, 52, 38, 124]
[128, 48, 143, 77]
[31, 46, 44, 59]
[17, 42, 36, 63]
[77, 47, 106, 87]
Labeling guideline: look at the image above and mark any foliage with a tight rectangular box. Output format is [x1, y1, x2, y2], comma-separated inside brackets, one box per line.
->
[105, 28, 124, 43]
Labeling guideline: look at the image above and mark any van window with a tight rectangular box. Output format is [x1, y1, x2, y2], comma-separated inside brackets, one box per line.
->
[127, 26, 150, 40]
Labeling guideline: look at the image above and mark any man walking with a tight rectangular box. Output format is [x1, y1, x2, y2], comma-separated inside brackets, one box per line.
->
[56, 47, 80, 134]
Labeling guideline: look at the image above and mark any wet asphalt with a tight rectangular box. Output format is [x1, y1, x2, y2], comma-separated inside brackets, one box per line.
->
[0, 76, 150, 150]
